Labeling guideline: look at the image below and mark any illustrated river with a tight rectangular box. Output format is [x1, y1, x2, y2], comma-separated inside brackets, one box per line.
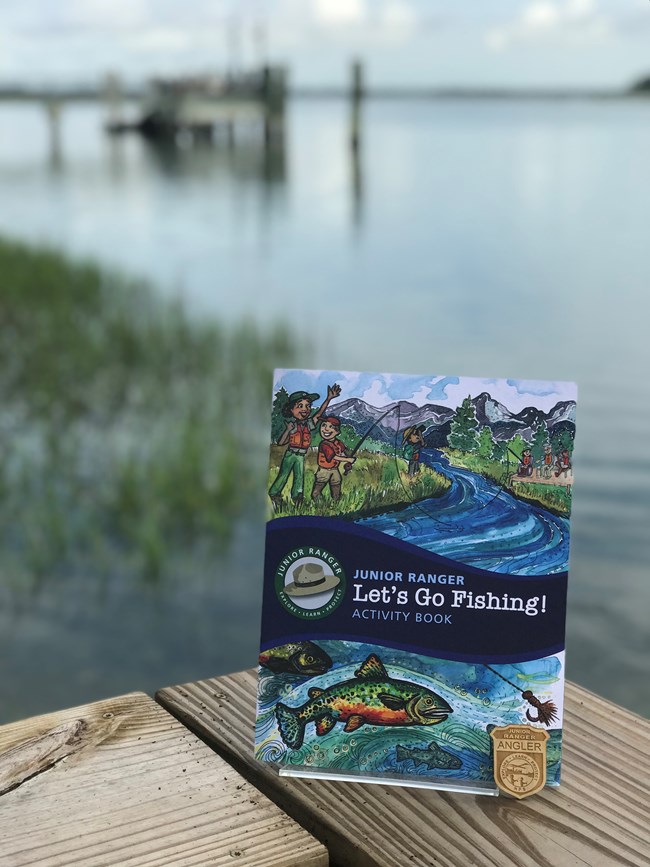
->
[359, 451, 570, 577]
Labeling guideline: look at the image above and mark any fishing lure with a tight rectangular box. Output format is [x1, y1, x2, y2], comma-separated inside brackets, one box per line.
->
[484, 664, 558, 726]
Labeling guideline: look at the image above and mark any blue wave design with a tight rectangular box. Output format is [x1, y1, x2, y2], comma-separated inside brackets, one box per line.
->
[359, 451, 570, 576]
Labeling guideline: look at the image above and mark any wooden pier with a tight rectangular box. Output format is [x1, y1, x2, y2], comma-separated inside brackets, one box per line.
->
[0, 671, 647, 866]
[0, 67, 287, 149]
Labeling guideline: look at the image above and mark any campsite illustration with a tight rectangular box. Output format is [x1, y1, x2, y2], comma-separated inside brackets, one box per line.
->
[268, 370, 576, 576]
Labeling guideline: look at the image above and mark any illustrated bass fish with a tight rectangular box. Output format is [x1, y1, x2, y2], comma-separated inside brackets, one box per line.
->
[259, 641, 332, 676]
[396, 740, 462, 771]
[275, 653, 452, 750]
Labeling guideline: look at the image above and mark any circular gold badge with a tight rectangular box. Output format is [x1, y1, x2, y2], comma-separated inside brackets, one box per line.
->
[499, 753, 541, 796]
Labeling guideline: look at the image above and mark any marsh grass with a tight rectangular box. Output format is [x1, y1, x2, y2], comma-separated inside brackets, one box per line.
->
[267, 446, 450, 520]
[0, 237, 293, 584]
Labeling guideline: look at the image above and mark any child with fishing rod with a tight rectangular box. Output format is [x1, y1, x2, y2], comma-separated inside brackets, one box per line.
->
[311, 416, 356, 503]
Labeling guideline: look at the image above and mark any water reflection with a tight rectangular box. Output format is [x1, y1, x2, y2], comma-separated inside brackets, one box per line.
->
[0, 98, 649, 721]
[140, 132, 287, 190]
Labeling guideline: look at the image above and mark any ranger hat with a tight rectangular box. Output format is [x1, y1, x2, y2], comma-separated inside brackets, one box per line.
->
[282, 390, 320, 417]
[284, 562, 341, 596]
[402, 423, 425, 442]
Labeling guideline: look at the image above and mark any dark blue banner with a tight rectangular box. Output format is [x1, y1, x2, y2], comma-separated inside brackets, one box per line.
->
[261, 517, 567, 664]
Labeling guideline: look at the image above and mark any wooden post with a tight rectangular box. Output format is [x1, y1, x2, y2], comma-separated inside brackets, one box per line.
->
[263, 64, 286, 147]
[44, 98, 62, 165]
[103, 71, 124, 129]
[350, 59, 364, 152]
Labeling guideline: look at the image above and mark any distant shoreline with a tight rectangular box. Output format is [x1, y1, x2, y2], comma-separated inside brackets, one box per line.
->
[290, 86, 649, 101]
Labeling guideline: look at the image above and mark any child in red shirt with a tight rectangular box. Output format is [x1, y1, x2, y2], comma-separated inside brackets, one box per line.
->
[311, 416, 355, 503]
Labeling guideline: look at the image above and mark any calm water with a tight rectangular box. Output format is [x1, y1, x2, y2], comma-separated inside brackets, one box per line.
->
[0, 97, 648, 720]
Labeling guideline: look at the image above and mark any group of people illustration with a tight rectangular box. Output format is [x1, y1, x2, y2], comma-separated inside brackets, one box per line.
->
[268, 382, 573, 510]
[268, 384, 355, 510]
[517, 444, 572, 479]
[268, 383, 428, 510]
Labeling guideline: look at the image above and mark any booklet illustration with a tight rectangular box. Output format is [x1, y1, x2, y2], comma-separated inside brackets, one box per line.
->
[256, 370, 576, 794]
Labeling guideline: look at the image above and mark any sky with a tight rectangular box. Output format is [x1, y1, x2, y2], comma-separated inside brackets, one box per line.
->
[274, 370, 577, 413]
[1, 0, 648, 89]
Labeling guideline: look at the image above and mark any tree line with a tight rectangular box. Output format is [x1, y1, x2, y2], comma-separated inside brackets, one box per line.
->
[448, 395, 575, 465]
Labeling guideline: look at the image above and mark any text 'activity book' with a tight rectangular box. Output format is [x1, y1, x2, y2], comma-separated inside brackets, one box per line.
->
[256, 370, 577, 796]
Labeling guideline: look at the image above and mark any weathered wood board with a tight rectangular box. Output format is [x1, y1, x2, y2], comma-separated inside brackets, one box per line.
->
[0, 692, 327, 867]
[158, 672, 650, 867]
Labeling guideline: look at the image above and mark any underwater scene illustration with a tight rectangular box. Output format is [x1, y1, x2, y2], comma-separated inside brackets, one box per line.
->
[257, 640, 563, 787]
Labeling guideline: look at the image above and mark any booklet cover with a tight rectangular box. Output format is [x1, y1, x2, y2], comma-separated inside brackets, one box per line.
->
[256, 370, 576, 794]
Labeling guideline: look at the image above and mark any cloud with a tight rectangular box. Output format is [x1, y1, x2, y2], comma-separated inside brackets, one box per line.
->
[126, 28, 194, 54]
[273, 370, 576, 415]
[486, 0, 610, 52]
[380, 2, 418, 38]
[313, 0, 367, 28]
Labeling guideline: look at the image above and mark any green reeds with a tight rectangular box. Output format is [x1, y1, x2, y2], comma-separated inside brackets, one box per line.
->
[0, 236, 294, 584]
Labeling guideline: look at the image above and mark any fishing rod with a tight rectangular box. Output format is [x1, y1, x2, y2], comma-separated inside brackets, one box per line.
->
[339, 401, 456, 529]
[472, 443, 522, 513]
[391, 402, 458, 532]
[343, 406, 396, 474]
[483, 663, 558, 726]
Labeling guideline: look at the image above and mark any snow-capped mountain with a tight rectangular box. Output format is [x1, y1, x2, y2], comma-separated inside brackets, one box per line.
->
[329, 394, 576, 447]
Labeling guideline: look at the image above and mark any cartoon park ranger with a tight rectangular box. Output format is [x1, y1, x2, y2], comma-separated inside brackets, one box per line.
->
[269, 383, 341, 510]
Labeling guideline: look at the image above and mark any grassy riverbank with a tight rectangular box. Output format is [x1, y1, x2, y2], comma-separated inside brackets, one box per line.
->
[267, 446, 451, 519]
[0, 236, 293, 583]
[443, 449, 572, 516]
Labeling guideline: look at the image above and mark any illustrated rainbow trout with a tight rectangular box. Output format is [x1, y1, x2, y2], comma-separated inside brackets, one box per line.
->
[275, 653, 452, 749]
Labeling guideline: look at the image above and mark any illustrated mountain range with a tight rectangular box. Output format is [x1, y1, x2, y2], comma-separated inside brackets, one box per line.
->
[330, 392, 576, 448]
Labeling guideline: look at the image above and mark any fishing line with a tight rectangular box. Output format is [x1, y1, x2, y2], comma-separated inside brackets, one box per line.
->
[390, 402, 459, 533]
[473, 450, 511, 512]
[482, 663, 558, 727]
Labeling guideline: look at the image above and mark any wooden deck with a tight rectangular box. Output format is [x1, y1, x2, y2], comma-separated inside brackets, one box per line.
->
[0, 691, 326, 867]
[157, 672, 650, 867]
[2, 676, 647, 866]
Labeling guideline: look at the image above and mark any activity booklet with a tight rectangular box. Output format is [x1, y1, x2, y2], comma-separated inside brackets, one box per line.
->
[256, 370, 577, 797]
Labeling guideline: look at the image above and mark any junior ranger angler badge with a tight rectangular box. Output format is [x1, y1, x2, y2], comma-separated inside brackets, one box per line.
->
[490, 724, 550, 799]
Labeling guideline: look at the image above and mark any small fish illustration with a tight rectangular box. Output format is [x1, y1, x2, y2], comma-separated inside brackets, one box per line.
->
[259, 641, 332, 676]
[396, 741, 462, 771]
[275, 653, 452, 749]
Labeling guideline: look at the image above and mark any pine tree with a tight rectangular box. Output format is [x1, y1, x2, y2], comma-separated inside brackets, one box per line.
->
[531, 422, 548, 466]
[493, 440, 508, 463]
[552, 428, 575, 457]
[477, 426, 495, 460]
[508, 433, 530, 461]
[448, 396, 479, 452]
[271, 387, 290, 442]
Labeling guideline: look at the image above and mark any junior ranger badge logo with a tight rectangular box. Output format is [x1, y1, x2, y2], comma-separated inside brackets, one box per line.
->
[490, 724, 549, 799]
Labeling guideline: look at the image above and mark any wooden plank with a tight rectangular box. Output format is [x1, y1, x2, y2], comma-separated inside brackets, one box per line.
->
[157, 673, 650, 867]
[0, 692, 327, 867]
